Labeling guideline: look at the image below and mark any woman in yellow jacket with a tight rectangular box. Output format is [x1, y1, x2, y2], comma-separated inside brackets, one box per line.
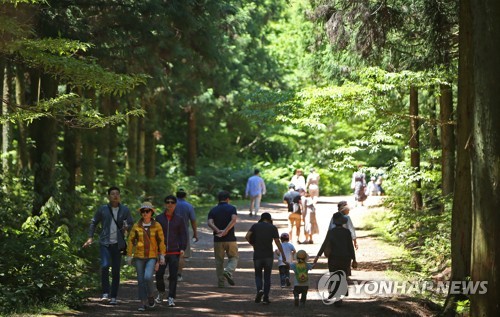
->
[127, 202, 166, 311]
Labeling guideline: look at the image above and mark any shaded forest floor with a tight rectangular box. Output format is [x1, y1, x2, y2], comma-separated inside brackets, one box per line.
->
[59, 196, 439, 316]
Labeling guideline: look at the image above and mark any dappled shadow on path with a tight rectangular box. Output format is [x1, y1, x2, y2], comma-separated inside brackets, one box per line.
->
[70, 198, 438, 317]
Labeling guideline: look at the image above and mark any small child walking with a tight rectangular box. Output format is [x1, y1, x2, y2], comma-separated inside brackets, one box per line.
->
[290, 250, 313, 307]
[275, 233, 296, 287]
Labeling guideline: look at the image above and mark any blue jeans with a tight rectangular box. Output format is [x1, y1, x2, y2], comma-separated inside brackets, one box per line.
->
[278, 265, 290, 286]
[155, 254, 180, 298]
[254, 257, 273, 299]
[135, 258, 157, 301]
[100, 243, 121, 298]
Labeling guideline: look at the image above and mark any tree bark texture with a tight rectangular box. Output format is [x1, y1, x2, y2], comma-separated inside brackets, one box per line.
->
[144, 98, 156, 180]
[15, 66, 29, 171]
[469, 0, 500, 315]
[186, 105, 196, 176]
[442, 1, 473, 314]
[2, 62, 12, 173]
[410, 86, 423, 210]
[126, 113, 138, 186]
[429, 85, 440, 151]
[81, 130, 96, 191]
[62, 125, 79, 193]
[30, 74, 58, 216]
[137, 114, 145, 177]
[440, 84, 456, 196]
[0, 58, 4, 154]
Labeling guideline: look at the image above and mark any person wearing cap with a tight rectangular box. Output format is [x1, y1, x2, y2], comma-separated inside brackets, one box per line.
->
[207, 190, 239, 288]
[283, 184, 302, 243]
[274, 232, 296, 288]
[82, 186, 134, 305]
[126, 202, 166, 311]
[154, 195, 188, 307]
[245, 169, 267, 217]
[313, 212, 357, 306]
[329, 203, 358, 250]
[174, 188, 198, 282]
[245, 212, 287, 305]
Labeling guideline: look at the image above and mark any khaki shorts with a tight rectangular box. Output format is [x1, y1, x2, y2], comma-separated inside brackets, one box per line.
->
[288, 212, 301, 228]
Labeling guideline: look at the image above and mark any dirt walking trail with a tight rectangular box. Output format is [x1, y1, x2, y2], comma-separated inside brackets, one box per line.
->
[69, 196, 438, 317]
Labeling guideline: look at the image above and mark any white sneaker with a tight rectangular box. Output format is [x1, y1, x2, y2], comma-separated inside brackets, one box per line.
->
[168, 297, 175, 307]
[110, 298, 117, 305]
[177, 275, 183, 282]
[101, 293, 110, 302]
[155, 292, 165, 304]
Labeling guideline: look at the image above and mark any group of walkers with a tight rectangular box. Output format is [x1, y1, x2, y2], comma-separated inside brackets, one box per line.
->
[281, 168, 321, 244]
[83, 186, 198, 311]
[83, 168, 361, 311]
[351, 164, 385, 207]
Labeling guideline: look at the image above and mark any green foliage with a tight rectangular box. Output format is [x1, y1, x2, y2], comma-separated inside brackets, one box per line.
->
[0, 198, 90, 314]
[382, 159, 451, 276]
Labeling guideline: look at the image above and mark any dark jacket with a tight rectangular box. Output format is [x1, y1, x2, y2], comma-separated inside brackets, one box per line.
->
[317, 227, 355, 261]
[155, 211, 188, 253]
[88, 203, 134, 248]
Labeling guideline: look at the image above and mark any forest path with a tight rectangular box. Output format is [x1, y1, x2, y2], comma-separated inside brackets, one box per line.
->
[67, 196, 438, 317]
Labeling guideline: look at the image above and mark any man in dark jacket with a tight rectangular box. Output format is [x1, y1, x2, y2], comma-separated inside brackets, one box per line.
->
[313, 212, 357, 306]
[83, 186, 134, 305]
[154, 195, 187, 307]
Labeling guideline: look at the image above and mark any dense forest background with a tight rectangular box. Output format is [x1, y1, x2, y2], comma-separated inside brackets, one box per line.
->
[1, 0, 498, 316]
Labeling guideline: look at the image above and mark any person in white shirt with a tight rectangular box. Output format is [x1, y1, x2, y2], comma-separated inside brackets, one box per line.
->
[275, 233, 296, 288]
[245, 169, 267, 217]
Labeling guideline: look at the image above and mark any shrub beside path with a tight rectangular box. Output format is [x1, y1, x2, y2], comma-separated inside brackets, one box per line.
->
[70, 196, 438, 317]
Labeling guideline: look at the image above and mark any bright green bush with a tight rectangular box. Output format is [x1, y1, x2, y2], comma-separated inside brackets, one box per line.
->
[0, 198, 91, 314]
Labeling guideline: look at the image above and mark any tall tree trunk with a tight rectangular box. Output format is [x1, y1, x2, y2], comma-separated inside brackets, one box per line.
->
[144, 99, 157, 197]
[440, 83, 456, 197]
[137, 115, 145, 177]
[62, 125, 79, 193]
[186, 105, 196, 176]
[98, 96, 118, 183]
[442, 1, 473, 314]
[0, 58, 4, 157]
[106, 96, 119, 181]
[126, 111, 138, 189]
[2, 62, 12, 173]
[410, 86, 423, 210]
[15, 65, 29, 171]
[429, 85, 440, 151]
[469, 0, 500, 315]
[30, 73, 58, 216]
[81, 90, 96, 191]
[81, 129, 96, 191]
[144, 99, 156, 180]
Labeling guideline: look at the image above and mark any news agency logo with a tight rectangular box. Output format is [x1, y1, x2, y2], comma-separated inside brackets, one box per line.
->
[317, 270, 349, 305]
[351, 280, 488, 295]
[317, 272, 488, 303]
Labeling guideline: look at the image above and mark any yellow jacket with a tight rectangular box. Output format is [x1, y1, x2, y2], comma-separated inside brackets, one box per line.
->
[127, 220, 166, 259]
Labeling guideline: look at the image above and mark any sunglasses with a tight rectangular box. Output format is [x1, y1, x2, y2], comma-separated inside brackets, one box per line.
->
[140, 209, 153, 214]
[165, 201, 176, 204]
